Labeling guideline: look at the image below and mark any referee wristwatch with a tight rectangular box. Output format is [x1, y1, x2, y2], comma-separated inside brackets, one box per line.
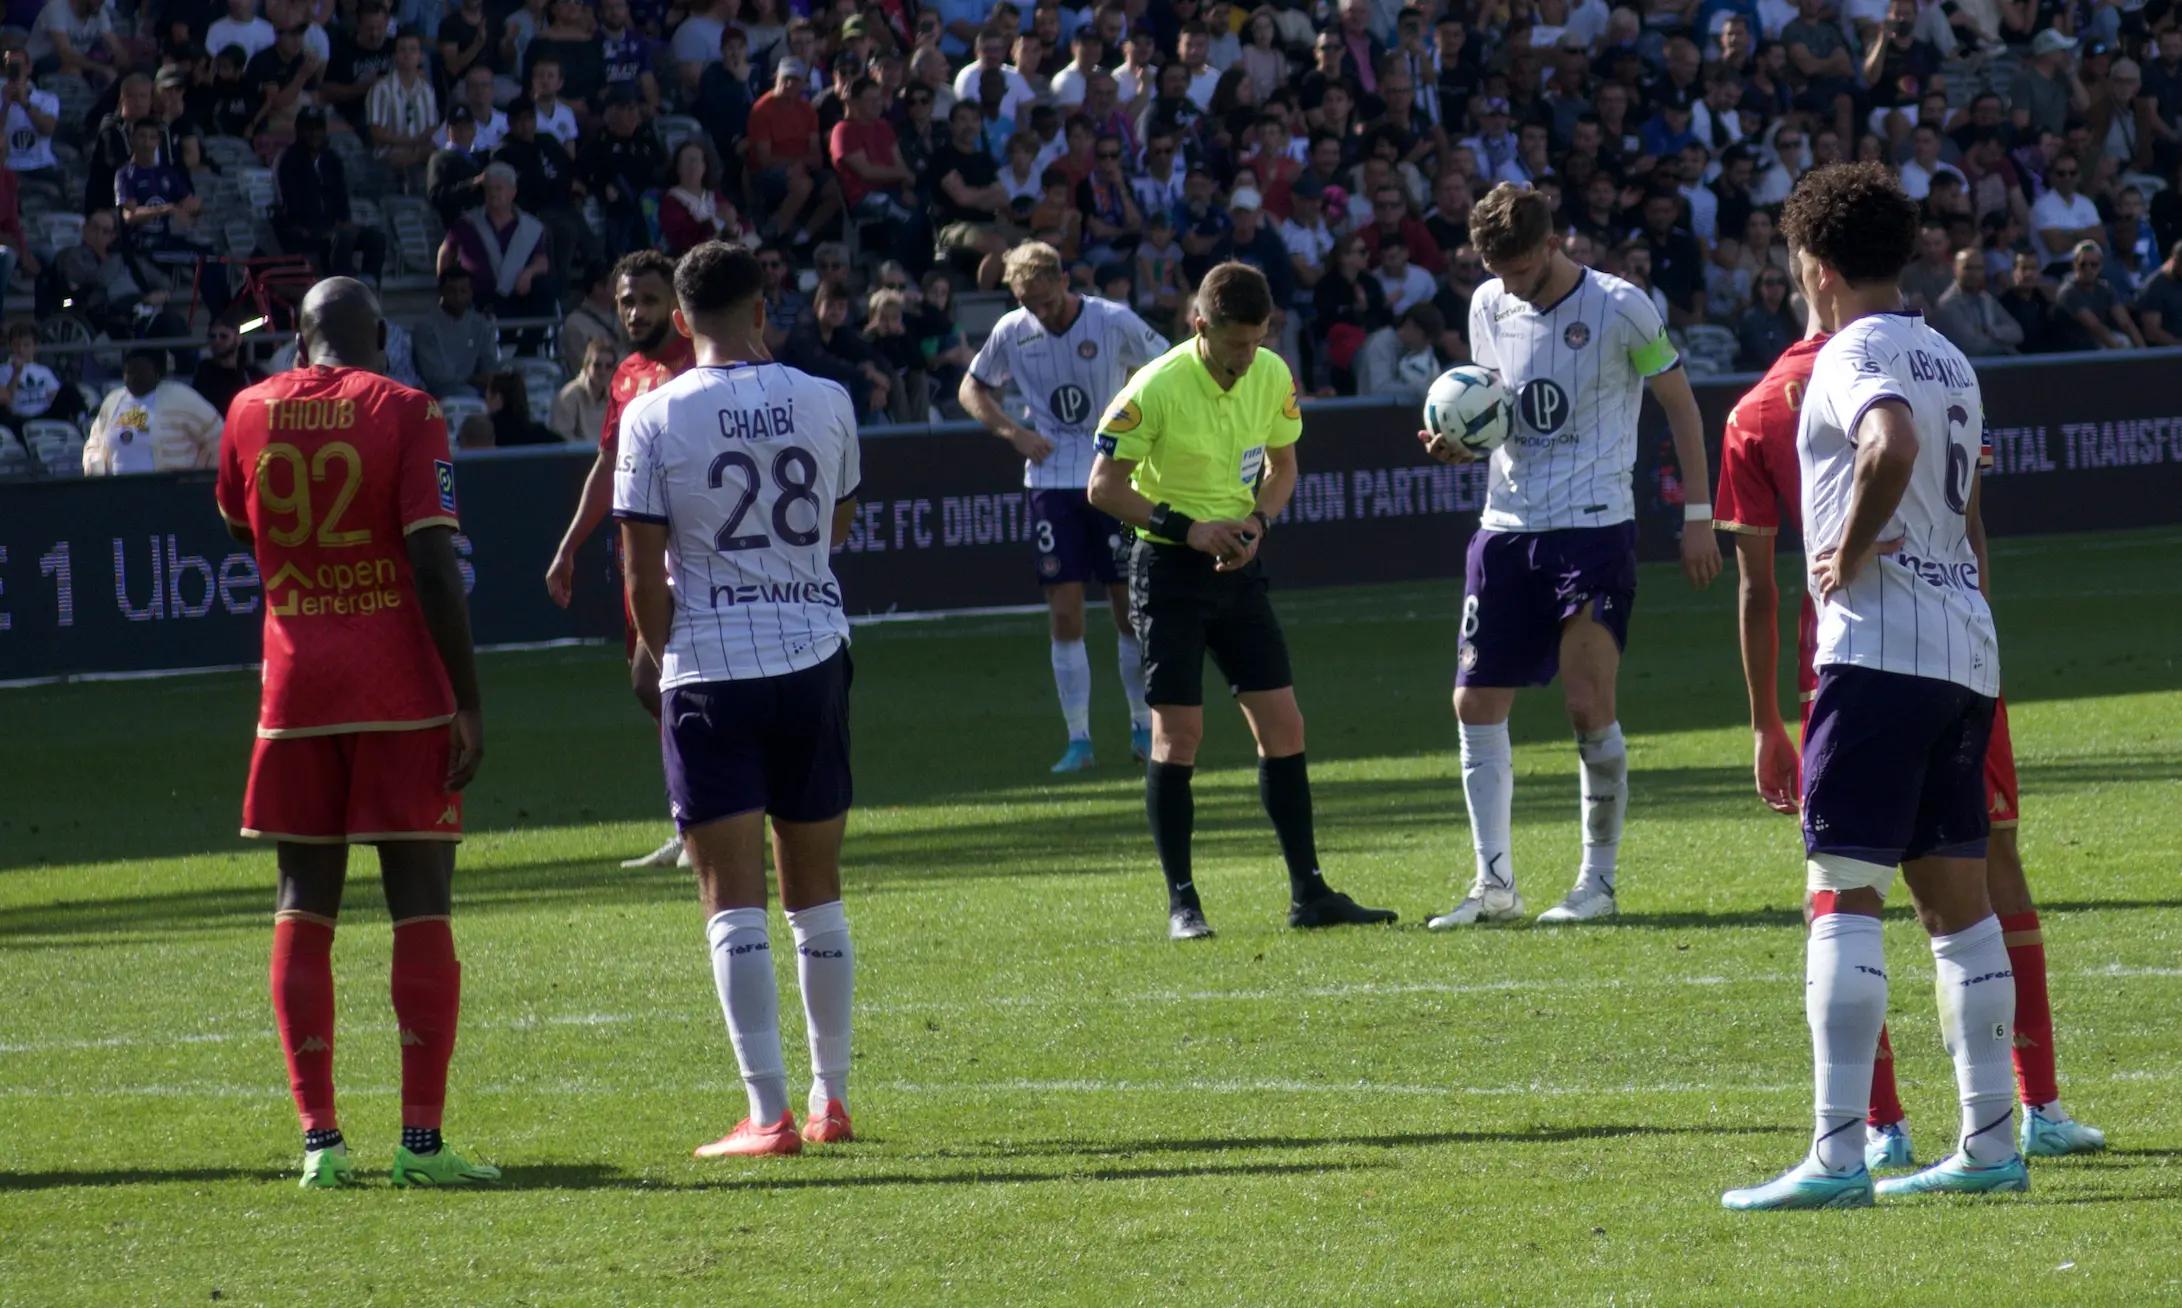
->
[1248, 509, 1273, 537]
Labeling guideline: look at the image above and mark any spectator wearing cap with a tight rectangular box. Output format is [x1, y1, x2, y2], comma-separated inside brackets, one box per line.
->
[85, 349, 222, 476]
[1214, 185, 1295, 306]
[276, 109, 387, 284]
[437, 161, 555, 323]
[596, 0, 661, 115]
[207, 0, 277, 65]
[495, 96, 599, 271]
[437, 65, 507, 153]
[580, 87, 665, 256]
[1638, 186, 1707, 327]
[413, 266, 500, 397]
[748, 56, 844, 247]
[2013, 30, 2087, 141]
[367, 31, 437, 181]
[153, 65, 206, 172]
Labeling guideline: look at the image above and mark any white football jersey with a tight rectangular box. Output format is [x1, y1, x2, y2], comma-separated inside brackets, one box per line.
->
[612, 361, 861, 688]
[1466, 268, 1681, 531]
[968, 295, 1168, 490]
[1798, 311, 1998, 695]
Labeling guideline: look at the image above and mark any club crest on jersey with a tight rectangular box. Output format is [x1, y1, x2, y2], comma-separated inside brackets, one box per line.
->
[435, 460, 458, 512]
[1078, 339, 1099, 359]
[1458, 641, 1478, 671]
[1101, 398, 1143, 434]
[1563, 322, 1591, 350]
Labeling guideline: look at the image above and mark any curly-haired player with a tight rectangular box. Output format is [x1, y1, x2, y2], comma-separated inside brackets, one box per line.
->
[1725, 164, 2024, 1210]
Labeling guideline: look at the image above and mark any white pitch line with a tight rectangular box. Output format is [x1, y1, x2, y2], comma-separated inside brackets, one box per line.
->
[3, 964, 2177, 1056]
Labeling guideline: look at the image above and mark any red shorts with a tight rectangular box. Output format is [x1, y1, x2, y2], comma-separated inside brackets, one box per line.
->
[242, 726, 463, 843]
[1800, 692, 2018, 829]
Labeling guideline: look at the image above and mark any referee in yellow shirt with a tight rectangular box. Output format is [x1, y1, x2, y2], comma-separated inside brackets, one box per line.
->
[1088, 262, 1398, 940]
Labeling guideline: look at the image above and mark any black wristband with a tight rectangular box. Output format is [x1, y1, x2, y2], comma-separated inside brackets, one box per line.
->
[1148, 502, 1197, 541]
[1250, 509, 1273, 536]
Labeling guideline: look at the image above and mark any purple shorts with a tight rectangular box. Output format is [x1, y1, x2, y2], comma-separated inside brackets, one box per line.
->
[662, 647, 853, 829]
[1456, 523, 1637, 687]
[1031, 488, 1124, 587]
[1802, 664, 1994, 866]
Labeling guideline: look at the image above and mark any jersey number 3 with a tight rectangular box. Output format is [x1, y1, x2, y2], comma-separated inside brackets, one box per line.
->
[708, 446, 823, 552]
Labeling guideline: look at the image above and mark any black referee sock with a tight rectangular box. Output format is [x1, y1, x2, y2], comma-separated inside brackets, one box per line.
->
[1259, 752, 1327, 903]
[1146, 760, 1199, 912]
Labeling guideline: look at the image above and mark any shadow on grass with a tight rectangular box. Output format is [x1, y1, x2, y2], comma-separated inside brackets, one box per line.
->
[0, 1166, 290, 1191]
[911, 1122, 1785, 1162]
[498, 1157, 1386, 1194]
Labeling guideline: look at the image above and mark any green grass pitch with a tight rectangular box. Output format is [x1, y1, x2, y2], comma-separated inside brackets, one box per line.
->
[2, 527, 2178, 1305]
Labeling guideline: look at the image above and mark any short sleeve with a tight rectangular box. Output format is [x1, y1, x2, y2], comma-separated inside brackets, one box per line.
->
[967, 322, 1010, 389]
[1467, 294, 1498, 372]
[1094, 368, 1158, 464]
[1262, 350, 1303, 449]
[1714, 402, 1781, 536]
[1823, 335, 1910, 442]
[1115, 307, 1169, 368]
[1616, 286, 1679, 377]
[399, 391, 460, 534]
[833, 387, 862, 501]
[610, 395, 667, 524]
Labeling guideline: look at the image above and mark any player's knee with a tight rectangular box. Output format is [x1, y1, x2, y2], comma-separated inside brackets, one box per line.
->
[1563, 686, 1615, 733]
[1153, 717, 1202, 761]
[1048, 604, 1086, 642]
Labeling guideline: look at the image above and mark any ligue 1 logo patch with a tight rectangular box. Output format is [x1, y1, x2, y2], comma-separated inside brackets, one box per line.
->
[1564, 322, 1591, 350]
[435, 459, 458, 512]
[1078, 340, 1099, 359]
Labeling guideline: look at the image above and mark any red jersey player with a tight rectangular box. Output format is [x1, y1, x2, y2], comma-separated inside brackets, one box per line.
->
[1716, 275, 2106, 1173]
[544, 249, 694, 868]
[217, 279, 499, 1189]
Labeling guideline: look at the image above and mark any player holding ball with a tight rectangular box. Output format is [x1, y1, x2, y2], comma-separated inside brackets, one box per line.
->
[1418, 182, 1721, 928]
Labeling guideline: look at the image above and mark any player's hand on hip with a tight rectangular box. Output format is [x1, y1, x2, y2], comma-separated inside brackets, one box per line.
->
[1185, 518, 1249, 560]
[1809, 545, 1857, 602]
[1417, 427, 1478, 465]
[545, 548, 576, 608]
[1753, 722, 1801, 815]
[1680, 521, 1721, 589]
[1011, 428, 1055, 463]
[446, 709, 485, 791]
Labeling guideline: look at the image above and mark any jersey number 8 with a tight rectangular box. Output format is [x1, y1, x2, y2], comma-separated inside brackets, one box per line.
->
[708, 446, 824, 553]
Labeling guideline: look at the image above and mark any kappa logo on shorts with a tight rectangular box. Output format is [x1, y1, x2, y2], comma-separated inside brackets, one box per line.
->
[1078, 339, 1099, 359]
[1564, 322, 1591, 350]
[434, 460, 458, 512]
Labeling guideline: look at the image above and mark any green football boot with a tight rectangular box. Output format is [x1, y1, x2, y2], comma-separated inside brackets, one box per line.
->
[391, 1144, 501, 1188]
[299, 1144, 359, 1189]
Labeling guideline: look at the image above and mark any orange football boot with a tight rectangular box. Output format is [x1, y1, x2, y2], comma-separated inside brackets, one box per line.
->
[801, 1100, 854, 1144]
[694, 1111, 802, 1158]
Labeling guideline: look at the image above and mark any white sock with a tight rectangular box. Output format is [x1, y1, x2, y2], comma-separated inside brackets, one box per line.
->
[1574, 722, 1628, 896]
[1807, 912, 1888, 1172]
[1931, 915, 2019, 1163]
[1051, 638, 1091, 741]
[1115, 633, 1151, 729]
[705, 908, 788, 1125]
[787, 900, 854, 1115]
[1459, 721, 1514, 891]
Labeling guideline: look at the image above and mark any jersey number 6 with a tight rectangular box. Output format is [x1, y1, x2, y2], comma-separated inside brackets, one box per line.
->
[708, 446, 824, 552]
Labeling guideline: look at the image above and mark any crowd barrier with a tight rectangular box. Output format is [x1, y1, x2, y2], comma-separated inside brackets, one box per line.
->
[4, 348, 2179, 684]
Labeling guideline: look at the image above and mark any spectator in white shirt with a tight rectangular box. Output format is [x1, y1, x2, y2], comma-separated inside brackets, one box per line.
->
[552, 337, 614, 442]
[206, 0, 278, 64]
[952, 29, 1036, 125]
[2029, 154, 2104, 273]
[1, 52, 61, 177]
[29, 0, 126, 85]
[1047, 26, 1102, 107]
[1372, 237, 1437, 312]
[1898, 122, 1966, 199]
[1179, 23, 1221, 110]
[436, 65, 507, 152]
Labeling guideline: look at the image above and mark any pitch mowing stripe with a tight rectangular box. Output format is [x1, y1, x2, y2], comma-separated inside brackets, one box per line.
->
[2, 964, 2177, 1055]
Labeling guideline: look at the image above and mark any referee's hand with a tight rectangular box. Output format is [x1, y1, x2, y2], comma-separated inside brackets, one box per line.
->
[1185, 518, 1252, 565]
[1418, 428, 1480, 465]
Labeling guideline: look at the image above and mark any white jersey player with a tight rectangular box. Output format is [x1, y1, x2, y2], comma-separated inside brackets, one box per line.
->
[960, 242, 1169, 774]
[611, 242, 861, 1160]
[1416, 183, 1721, 929]
[1726, 163, 2023, 1211]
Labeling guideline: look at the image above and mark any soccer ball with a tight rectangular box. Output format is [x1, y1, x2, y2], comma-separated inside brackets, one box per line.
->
[1423, 365, 1510, 456]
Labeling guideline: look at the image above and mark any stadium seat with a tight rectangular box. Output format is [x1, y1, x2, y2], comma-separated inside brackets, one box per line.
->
[203, 135, 256, 173]
[37, 74, 93, 142]
[437, 393, 487, 433]
[24, 420, 84, 477]
[40, 212, 84, 253]
[222, 218, 259, 259]
[0, 431, 29, 479]
[1681, 324, 1740, 373]
[512, 357, 563, 418]
[954, 290, 1011, 343]
[655, 114, 704, 160]
[238, 167, 279, 216]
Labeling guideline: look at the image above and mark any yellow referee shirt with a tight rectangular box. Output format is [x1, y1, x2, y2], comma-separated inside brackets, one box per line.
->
[1093, 339, 1303, 544]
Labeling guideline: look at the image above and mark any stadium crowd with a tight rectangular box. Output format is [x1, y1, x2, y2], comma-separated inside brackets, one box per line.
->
[3, 0, 2182, 475]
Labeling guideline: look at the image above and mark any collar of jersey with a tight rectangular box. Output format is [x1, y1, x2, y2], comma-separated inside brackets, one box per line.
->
[1184, 339, 1239, 400]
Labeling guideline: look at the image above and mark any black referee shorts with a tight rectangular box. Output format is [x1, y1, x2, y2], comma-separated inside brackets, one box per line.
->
[1127, 539, 1294, 708]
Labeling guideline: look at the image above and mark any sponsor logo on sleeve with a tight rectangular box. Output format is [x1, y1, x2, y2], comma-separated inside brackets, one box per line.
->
[435, 459, 458, 512]
[1100, 397, 1143, 434]
[1281, 384, 1301, 420]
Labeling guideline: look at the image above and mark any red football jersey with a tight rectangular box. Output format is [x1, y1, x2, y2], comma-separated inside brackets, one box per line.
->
[216, 366, 459, 737]
[1714, 334, 1829, 705]
[599, 335, 695, 456]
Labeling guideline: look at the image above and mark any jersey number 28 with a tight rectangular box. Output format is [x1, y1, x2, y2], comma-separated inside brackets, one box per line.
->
[708, 446, 823, 552]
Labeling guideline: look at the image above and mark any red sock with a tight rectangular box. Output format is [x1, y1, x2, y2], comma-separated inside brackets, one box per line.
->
[1867, 1023, 1905, 1127]
[2001, 910, 2057, 1106]
[270, 914, 338, 1132]
[390, 918, 462, 1131]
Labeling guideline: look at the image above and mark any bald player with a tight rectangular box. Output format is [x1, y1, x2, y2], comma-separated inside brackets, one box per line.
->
[218, 278, 498, 1188]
